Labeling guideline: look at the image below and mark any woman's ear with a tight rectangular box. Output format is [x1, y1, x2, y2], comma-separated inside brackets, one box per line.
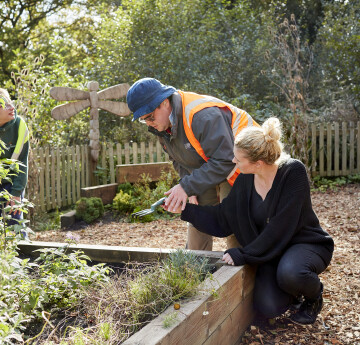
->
[255, 160, 264, 168]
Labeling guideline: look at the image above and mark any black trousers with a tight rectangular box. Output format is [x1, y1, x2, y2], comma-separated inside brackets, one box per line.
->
[253, 243, 333, 318]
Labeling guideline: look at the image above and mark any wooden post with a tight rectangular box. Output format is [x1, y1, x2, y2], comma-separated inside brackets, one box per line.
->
[38, 148, 45, 212]
[349, 122, 355, 174]
[342, 122, 347, 175]
[319, 124, 324, 176]
[45, 146, 51, 211]
[357, 122, 360, 173]
[311, 123, 316, 176]
[109, 144, 115, 184]
[334, 122, 340, 176]
[327, 123, 332, 176]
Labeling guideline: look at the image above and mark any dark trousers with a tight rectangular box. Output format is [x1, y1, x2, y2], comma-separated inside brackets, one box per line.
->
[253, 243, 333, 318]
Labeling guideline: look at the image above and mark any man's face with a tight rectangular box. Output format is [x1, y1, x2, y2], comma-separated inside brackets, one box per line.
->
[0, 96, 15, 126]
[139, 99, 172, 132]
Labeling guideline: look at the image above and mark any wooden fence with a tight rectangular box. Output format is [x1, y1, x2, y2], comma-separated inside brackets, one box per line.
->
[310, 121, 359, 176]
[27, 121, 359, 212]
[27, 141, 169, 212]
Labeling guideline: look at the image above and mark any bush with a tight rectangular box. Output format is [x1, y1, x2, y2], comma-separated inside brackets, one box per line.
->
[113, 167, 179, 220]
[75, 197, 104, 223]
[112, 190, 136, 214]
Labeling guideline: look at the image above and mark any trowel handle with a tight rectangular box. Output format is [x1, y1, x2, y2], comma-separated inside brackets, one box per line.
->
[152, 197, 166, 208]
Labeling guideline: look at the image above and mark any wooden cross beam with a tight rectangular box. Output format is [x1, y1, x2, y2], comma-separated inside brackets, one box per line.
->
[50, 81, 131, 162]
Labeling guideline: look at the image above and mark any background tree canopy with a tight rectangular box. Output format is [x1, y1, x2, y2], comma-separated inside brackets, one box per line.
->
[0, 0, 359, 147]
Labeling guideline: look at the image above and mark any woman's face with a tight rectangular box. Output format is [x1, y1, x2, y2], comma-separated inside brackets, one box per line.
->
[232, 147, 257, 174]
[0, 96, 15, 126]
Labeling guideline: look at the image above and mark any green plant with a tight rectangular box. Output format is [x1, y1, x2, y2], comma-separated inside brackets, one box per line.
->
[163, 312, 179, 328]
[312, 174, 360, 192]
[32, 207, 62, 231]
[65, 250, 213, 344]
[112, 190, 136, 214]
[75, 197, 104, 223]
[112, 167, 179, 221]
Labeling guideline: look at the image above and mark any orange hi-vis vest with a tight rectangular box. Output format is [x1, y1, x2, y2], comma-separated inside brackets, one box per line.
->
[178, 90, 260, 186]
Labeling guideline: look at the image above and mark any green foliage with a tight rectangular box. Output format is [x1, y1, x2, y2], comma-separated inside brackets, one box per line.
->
[161, 249, 212, 298]
[75, 197, 104, 223]
[31, 246, 111, 310]
[312, 174, 360, 192]
[0, 0, 76, 82]
[1, 0, 358, 157]
[112, 167, 179, 221]
[313, 1, 360, 119]
[163, 312, 179, 329]
[112, 190, 137, 214]
[0, 143, 111, 343]
[0, 243, 111, 344]
[66, 249, 213, 344]
[32, 207, 62, 231]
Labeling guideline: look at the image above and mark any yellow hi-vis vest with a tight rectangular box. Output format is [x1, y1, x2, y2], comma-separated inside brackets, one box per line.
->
[178, 90, 260, 186]
[11, 117, 29, 160]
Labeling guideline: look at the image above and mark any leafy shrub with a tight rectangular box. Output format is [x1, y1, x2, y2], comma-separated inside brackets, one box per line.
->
[75, 197, 104, 223]
[312, 174, 360, 192]
[113, 167, 179, 221]
[117, 182, 133, 194]
[113, 190, 136, 213]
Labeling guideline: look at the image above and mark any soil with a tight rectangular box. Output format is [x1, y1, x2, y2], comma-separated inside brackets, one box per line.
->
[34, 184, 360, 345]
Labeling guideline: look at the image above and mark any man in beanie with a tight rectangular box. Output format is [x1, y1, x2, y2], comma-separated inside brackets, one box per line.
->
[127, 78, 259, 250]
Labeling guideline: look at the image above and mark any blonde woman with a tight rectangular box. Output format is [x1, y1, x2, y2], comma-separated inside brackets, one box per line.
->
[164, 117, 334, 325]
[0, 88, 29, 236]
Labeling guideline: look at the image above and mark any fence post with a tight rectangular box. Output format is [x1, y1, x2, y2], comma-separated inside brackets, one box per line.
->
[45, 146, 51, 211]
[342, 122, 347, 175]
[319, 124, 324, 176]
[109, 143, 115, 184]
[50, 148, 56, 209]
[349, 122, 355, 174]
[327, 123, 332, 176]
[357, 122, 360, 173]
[38, 147, 45, 212]
[334, 122, 340, 175]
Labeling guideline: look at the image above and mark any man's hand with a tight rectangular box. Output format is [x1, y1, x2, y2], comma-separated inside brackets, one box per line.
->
[164, 184, 188, 212]
[6, 196, 21, 216]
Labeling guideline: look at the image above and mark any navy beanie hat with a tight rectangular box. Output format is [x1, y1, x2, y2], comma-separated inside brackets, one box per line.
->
[126, 78, 176, 121]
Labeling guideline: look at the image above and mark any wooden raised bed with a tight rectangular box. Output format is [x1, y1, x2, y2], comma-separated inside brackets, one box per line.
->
[116, 162, 172, 184]
[18, 241, 255, 345]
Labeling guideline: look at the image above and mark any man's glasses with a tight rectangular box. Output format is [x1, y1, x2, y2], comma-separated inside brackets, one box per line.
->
[139, 112, 155, 124]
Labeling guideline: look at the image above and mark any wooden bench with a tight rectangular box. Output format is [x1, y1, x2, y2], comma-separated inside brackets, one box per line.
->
[116, 162, 172, 184]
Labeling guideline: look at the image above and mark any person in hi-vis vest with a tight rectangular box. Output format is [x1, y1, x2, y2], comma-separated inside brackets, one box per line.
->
[127, 78, 259, 251]
[0, 88, 29, 235]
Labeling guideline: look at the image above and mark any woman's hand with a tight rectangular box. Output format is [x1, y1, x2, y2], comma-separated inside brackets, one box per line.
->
[162, 202, 182, 214]
[188, 195, 198, 205]
[222, 252, 235, 266]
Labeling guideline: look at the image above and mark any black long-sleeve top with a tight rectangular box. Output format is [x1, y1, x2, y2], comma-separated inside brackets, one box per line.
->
[181, 158, 334, 266]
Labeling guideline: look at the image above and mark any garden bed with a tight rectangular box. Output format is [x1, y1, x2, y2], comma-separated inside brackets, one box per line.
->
[19, 241, 255, 345]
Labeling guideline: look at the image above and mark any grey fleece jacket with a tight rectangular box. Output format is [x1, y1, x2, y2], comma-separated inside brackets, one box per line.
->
[148, 91, 236, 197]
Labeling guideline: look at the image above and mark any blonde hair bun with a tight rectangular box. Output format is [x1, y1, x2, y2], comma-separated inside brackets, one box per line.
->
[263, 117, 281, 143]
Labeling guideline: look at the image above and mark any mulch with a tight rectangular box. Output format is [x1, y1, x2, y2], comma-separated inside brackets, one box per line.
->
[34, 184, 360, 345]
